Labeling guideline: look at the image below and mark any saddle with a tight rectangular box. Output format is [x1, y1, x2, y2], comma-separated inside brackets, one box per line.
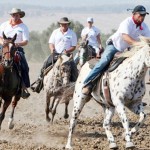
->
[88, 56, 127, 107]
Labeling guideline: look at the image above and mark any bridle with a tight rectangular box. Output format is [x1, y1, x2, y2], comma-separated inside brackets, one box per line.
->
[1, 33, 17, 68]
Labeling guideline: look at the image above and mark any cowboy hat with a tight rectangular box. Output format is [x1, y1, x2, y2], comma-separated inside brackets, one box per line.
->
[58, 17, 71, 24]
[9, 8, 25, 18]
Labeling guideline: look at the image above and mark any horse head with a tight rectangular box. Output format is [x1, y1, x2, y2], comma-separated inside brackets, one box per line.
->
[55, 54, 72, 86]
[2, 32, 18, 68]
[79, 40, 89, 67]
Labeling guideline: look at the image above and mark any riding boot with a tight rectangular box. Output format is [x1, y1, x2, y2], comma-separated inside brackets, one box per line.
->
[30, 73, 43, 93]
[21, 88, 30, 99]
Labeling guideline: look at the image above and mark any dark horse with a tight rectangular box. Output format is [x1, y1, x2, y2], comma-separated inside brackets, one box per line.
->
[0, 32, 22, 129]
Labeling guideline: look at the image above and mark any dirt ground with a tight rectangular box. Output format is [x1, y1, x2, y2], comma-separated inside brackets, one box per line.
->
[0, 62, 150, 150]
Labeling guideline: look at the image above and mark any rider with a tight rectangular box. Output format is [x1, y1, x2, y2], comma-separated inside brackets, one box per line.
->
[0, 8, 30, 99]
[82, 5, 150, 95]
[74, 17, 103, 64]
[31, 17, 78, 93]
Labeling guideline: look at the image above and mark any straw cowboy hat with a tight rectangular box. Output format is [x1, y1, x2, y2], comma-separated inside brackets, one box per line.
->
[58, 17, 71, 24]
[9, 8, 25, 18]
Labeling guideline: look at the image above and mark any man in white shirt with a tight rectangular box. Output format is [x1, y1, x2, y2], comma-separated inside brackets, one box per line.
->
[0, 8, 30, 99]
[74, 17, 103, 64]
[81, 17, 103, 57]
[31, 17, 78, 93]
[82, 5, 150, 95]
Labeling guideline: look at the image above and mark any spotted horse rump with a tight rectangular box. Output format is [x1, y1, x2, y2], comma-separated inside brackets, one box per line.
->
[66, 37, 150, 149]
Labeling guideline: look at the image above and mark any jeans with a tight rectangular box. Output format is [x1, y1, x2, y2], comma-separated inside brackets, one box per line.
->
[84, 44, 119, 84]
[18, 47, 30, 88]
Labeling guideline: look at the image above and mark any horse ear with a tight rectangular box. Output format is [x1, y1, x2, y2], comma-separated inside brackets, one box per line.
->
[12, 34, 17, 42]
[2, 32, 7, 39]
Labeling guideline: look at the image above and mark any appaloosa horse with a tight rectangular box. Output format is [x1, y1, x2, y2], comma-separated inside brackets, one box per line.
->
[66, 37, 150, 149]
[0, 33, 22, 129]
[44, 54, 73, 123]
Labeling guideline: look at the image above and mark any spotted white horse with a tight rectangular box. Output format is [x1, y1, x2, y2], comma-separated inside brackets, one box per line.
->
[44, 54, 72, 123]
[66, 37, 150, 149]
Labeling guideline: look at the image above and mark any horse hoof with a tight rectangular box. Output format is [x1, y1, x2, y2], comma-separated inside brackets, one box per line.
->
[8, 118, 14, 129]
[9, 123, 14, 129]
[126, 142, 135, 149]
[46, 117, 51, 122]
[65, 144, 73, 149]
[109, 142, 118, 149]
[64, 114, 69, 119]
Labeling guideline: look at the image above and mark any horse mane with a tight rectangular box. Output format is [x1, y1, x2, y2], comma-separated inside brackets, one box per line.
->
[54, 54, 72, 67]
[117, 36, 150, 58]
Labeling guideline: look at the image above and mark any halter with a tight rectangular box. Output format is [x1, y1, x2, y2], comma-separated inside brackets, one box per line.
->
[1, 33, 18, 68]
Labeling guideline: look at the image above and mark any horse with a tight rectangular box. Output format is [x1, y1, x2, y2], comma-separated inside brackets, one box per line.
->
[43, 54, 73, 123]
[74, 40, 97, 69]
[66, 37, 150, 149]
[0, 32, 22, 130]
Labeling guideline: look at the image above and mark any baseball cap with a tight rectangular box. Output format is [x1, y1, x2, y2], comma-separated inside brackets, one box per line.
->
[87, 17, 94, 23]
[132, 5, 149, 15]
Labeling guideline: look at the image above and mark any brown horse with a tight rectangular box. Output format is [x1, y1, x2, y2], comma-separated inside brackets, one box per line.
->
[0, 32, 22, 129]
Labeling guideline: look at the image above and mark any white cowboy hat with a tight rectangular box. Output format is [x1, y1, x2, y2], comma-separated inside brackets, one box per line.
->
[9, 8, 25, 18]
[58, 17, 71, 24]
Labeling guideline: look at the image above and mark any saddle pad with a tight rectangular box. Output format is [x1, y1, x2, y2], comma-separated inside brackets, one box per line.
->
[87, 57, 126, 72]
[88, 58, 99, 69]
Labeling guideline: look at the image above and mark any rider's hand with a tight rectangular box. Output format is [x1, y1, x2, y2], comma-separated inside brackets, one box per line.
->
[51, 49, 55, 54]
[15, 43, 20, 47]
[2, 40, 7, 47]
[63, 49, 67, 54]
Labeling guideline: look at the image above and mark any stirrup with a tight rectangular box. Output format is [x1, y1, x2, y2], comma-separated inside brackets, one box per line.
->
[30, 79, 43, 93]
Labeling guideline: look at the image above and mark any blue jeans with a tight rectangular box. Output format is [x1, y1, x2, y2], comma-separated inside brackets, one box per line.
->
[84, 44, 119, 84]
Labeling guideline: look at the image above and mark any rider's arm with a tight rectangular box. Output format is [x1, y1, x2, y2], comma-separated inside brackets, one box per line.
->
[15, 40, 28, 47]
[64, 46, 76, 54]
[122, 33, 139, 45]
[49, 43, 55, 54]
[97, 33, 103, 49]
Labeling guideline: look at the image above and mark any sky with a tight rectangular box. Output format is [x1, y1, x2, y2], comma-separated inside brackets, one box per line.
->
[0, 0, 150, 8]
[0, 0, 150, 33]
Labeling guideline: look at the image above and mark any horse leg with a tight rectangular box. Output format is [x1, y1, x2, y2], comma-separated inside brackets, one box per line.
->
[51, 98, 59, 123]
[103, 107, 118, 149]
[49, 96, 55, 112]
[128, 102, 146, 135]
[0, 97, 2, 108]
[64, 101, 69, 119]
[66, 95, 90, 149]
[0, 99, 11, 129]
[45, 93, 51, 122]
[8, 96, 19, 129]
[115, 102, 135, 149]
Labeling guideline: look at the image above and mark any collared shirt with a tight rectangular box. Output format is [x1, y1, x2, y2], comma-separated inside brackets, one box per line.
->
[81, 26, 100, 47]
[111, 17, 150, 52]
[49, 28, 77, 53]
[0, 21, 29, 43]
